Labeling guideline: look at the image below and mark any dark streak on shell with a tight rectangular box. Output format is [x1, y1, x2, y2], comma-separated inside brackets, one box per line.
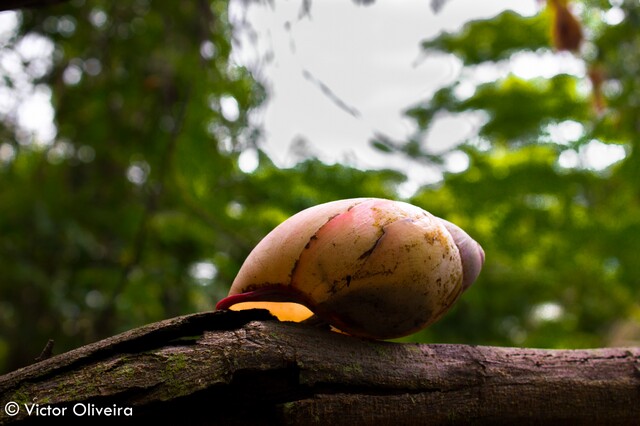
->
[290, 212, 342, 283]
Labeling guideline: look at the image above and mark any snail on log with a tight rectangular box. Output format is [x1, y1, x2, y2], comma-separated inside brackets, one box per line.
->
[216, 198, 484, 339]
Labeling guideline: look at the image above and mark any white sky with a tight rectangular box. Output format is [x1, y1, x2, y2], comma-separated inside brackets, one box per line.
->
[229, 0, 541, 187]
[1, 1, 627, 189]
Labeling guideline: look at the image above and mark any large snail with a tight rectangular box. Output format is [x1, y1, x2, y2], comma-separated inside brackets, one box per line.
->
[216, 198, 484, 339]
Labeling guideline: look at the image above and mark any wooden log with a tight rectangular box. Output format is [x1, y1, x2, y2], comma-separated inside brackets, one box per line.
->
[0, 310, 638, 425]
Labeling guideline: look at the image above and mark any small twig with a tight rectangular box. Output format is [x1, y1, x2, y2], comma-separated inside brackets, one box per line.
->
[34, 339, 55, 363]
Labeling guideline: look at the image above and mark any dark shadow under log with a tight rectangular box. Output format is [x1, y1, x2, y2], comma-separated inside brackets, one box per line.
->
[0, 310, 639, 425]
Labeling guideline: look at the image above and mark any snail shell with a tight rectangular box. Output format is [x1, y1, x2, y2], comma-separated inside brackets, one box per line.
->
[216, 198, 484, 339]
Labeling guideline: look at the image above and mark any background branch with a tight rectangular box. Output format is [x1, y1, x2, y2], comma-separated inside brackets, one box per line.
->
[0, 0, 69, 11]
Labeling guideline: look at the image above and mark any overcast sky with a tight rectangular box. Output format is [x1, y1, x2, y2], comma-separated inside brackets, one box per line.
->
[1, 1, 625, 192]
[229, 0, 541, 189]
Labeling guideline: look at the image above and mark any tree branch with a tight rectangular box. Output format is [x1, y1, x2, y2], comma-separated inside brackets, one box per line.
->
[1, 310, 638, 424]
[0, 0, 69, 11]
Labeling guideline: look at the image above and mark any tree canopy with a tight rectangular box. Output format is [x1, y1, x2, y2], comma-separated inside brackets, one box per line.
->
[1, 0, 638, 374]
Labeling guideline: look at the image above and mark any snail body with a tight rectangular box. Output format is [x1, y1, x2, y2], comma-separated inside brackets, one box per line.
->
[216, 198, 484, 339]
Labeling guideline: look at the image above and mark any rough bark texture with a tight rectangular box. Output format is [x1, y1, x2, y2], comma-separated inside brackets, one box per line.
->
[0, 310, 639, 425]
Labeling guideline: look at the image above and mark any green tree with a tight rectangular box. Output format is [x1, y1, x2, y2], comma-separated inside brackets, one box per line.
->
[0, 0, 407, 374]
[382, 0, 640, 348]
[2, 0, 638, 375]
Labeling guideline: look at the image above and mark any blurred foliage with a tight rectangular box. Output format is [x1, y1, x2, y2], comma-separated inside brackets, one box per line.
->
[0, 0, 403, 373]
[391, 0, 640, 348]
[1, 0, 639, 374]
[422, 9, 551, 63]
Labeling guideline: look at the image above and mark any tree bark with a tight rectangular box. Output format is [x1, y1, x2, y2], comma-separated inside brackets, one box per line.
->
[0, 310, 638, 425]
